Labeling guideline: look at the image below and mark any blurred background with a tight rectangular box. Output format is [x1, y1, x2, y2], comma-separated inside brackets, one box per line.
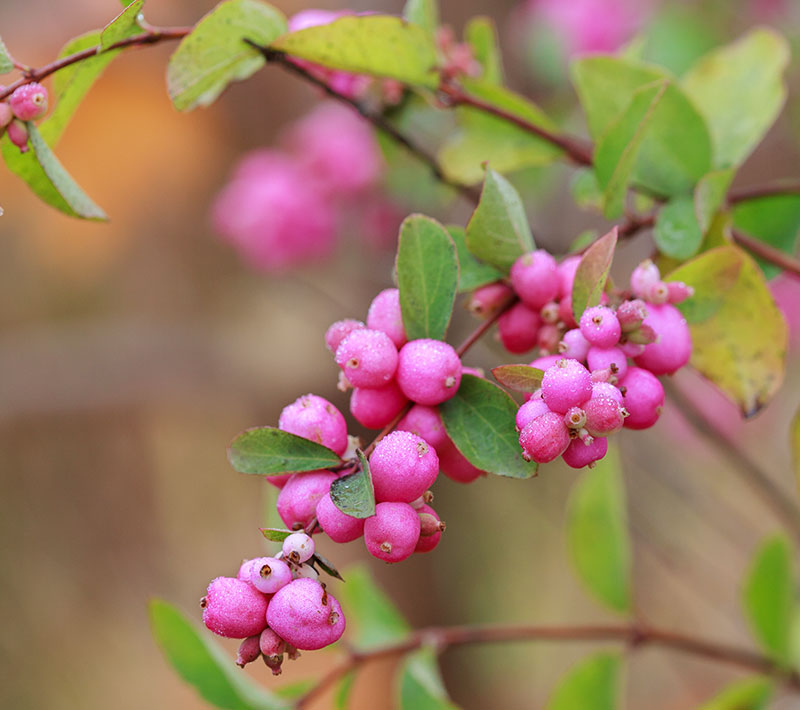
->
[1, 0, 800, 708]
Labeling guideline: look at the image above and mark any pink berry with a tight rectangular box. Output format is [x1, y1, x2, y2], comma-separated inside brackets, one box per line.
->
[562, 437, 608, 468]
[238, 558, 260, 582]
[558, 255, 581, 298]
[236, 635, 262, 667]
[316, 491, 365, 543]
[621, 367, 665, 429]
[666, 281, 694, 304]
[397, 404, 449, 451]
[437, 438, 485, 483]
[498, 302, 541, 353]
[396, 339, 461, 405]
[364, 501, 421, 563]
[9, 83, 48, 121]
[510, 250, 560, 310]
[7, 119, 28, 152]
[583, 395, 625, 436]
[279, 394, 348, 456]
[633, 303, 691, 375]
[537, 324, 561, 354]
[335, 329, 398, 388]
[282, 532, 315, 563]
[248, 557, 293, 594]
[530, 354, 561, 372]
[0, 102, 12, 129]
[266, 578, 345, 650]
[540, 301, 560, 324]
[369, 430, 439, 503]
[276, 470, 337, 530]
[325, 319, 365, 353]
[558, 293, 578, 328]
[559, 328, 590, 361]
[616, 299, 647, 333]
[516, 397, 551, 431]
[630, 259, 660, 298]
[259, 628, 286, 674]
[415, 503, 445, 553]
[519, 411, 571, 463]
[202, 577, 269, 639]
[541, 359, 592, 414]
[468, 282, 514, 318]
[350, 381, 408, 429]
[461, 365, 485, 378]
[586, 346, 628, 381]
[647, 281, 670, 304]
[579, 306, 621, 348]
[592, 381, 623, 404]
[366, 288, 407, 348]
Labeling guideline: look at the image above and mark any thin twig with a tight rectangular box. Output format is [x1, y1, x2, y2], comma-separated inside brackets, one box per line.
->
[731, 229, 800, 279]
[729, 181, 800, 204]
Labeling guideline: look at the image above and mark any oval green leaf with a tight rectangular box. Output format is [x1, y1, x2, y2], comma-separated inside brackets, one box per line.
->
[491, 365, 544, 393]
[732, 194, 800, 279]
[447, 225, 503, 293]
[654, 194, 704, 260]
[546, 652, 621, 710]
[398, 646, 460, 710]
[329, 449, 375, 518]
[100, 0, 144, 50]
[571, 227, 617, 324]
[227, 426, 341, 475]
[698, 678, 772, 710]
[259, 527, 293, 542]
[0, 36, 14, 74]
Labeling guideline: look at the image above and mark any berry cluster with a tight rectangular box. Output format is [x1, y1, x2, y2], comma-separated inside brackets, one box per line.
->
[0, 82, 49, 153]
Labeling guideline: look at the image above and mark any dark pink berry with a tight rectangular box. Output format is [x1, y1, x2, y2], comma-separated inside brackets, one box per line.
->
[562, 436, 608, 468]
[248, 556, 293, 594]
[276, 470, 337, 530]
[587, 346, 628, 381]
[350, 381, 408, 429]
[516, 397, 551, 431]
[630, 260, 660, 298]
[633, 303, 691, 375]
[583, 396, 625, 436]
[396, 339, 461, 405]
[397, 404, 449, 451]
[367, 288, 407, 348]
[621, 367, 665, 429]
[7, 119, 28, 152]
[266, 578, 345, 650]
[325, 319, 364, 353]
[559, 328, 590, 361]
[541, 359, 592, 414]
[468, 282, 514, 318]
[316, 491, 365, 543]
[369, 430, 439, 503]
[237, 635, 262, 667]
[364, 501, 421, 563]
[558, 255, 581, 298]
[510, 250, 560, 310]
[335, 328, 398, 388]
[0, 102, 12, 129]
[579, 306, 621, 348]
[9, 83, 48, 121]
[259, 628, 286, 675]
[437, 438, 485, 483]
[415, 503, 445, 553]
[498, 302, 541, 353]
[537, 324, 561, 354]
[519, 411, 571, 463]
[202, 577, 269, 639]
[279, 394, 348, 456]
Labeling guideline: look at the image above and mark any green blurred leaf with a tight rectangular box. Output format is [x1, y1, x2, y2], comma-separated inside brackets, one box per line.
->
[570, 169, 603, 212]
[272, 15, 438, 88]
[0, 36, 13, 74]
[545, 652, 621, 710]
[330, 450, 375, 519]
[167, 0, 286, 111]
[465, 17, 502, 84]
[398, 647, 459, 710]
[567, 444, 631, 613]
[402, 0, 438, 39]
[397, 214, 459, 341]
[694, 169, 734, 233]
[667, 246, 787, 416]
[446, 225, 503, 293]
[743, 535, 794, 663]
[641, 5, 721, 76]
[682, 29, 790, 169]
[571, 228, 618, 323]
[491, 365, 544, 393]
[227, 427, 341, 475]
[793, 407, 800, 498]
[100, 0, 144, 50]
[335, 671, 356, 710]
[466, 168, 534, 272]
[732, 194, 800, 280]
[654, 195, 703, 260]
[259, 527, 292, 542]
[149, 599, 289, 710]
[440, 374, 538, 479]
[698, 677, 772, 710]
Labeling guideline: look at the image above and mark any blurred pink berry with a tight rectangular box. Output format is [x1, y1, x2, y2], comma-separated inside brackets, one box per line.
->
[276, 471, 337, 530]
[396, 339, 462, 405]
[633, 303, 692, 375]
[498, 302, 541, 353]
[364, 501, 421, 563]
[316, 491, 365, 543]
[558, 293, 578, 328]
[510, 250, 561, 310]
[325, 319, 365, 354]
[562, 436, 608, 468]
[621, 367, 665, 429]
[437, 438, 485, 483]
[579, 306, 621, 348]
[530, 354, 561, 372]
[248, 557, 293, 594]
[350, 381, 409, 429]
[519, 411, 571, 463]
[335, 328, 398, 388]
[236, 635, 262, 667]
[9, 83, 48, 121]
[369, 430, 439, 503]
[559, 328, 590, 361]
[279, 394, 348, 456]
[366, 288, 407, 348]
[266, 578, 345, 650]
[7, 119, 28, 152]
[630, 259, 661, 298]
[468, 283, 514, 318]
[415, 503, 445, 553]
[202, 577, 268, 639]
[537, 323, 561, 354]
[0, 102, 12, 129]
[666, 281, 695, 305]
[541, 358, 592, 414]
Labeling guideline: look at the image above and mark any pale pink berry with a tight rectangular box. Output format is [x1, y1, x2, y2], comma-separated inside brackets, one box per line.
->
[249, 557, 293, 594]
[558, 255, 581, 298]
[540, 301, 560, 324]
[564, 406, 587, 430]
[620, 341, 645, 358]
[237, 635, 262, 667]
[562, 436, 608, 468]
[587, 346, 628, 381]
[592, 381, 623, 404]
[529, 354, 561, 372]
[238, 558, 260, 583]
[621, 367, 665, 429]
[364, 501, 421, 563]
[325, 319, 365, 353]
[0, 102, 12, 129]
[583, 396, 625, 436]
[579, 306, 621, 348]
[366, 288, 407, 348]
[516, 397, 551, 431]
[282, 532, 315, 563]
[9, 83, 48, 121]
[279, 394, 348, 456]
[630, 259, 660, 298]
[633, 303, 691, 375]
[276, 470, 337, 530]
[510, 250, 561, 310]
[350, 381, 408, 429]
[369, 430, 439, 503]
[415, 503, 445, 553]
[396, 339, 461, 405]
[519, 411, 571, 463]
[437, 438, 485, 483]
[266, 578, 345, 650]
[559, 328, 590, 361]
[7, 119, 28, 152]
[201, 577, 269, 639]
[616, 299, 648, 332]
[259, 628, 286, 675]
[397, 404, 449, 451]
[335, 329, 398, 388]
[468, 283, 514, 318]
[537, 324, 561, 354]
[646, 281, 669, 304]
[666, 281, 694, 304]
[498, 302, 541, 353]
[316, 491, 365, 543]
[541, 358, 592, 414]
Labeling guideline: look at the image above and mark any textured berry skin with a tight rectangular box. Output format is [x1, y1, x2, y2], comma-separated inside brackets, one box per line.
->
[579, 306, 621, 348]
[350, 381, 408, 429]
[621, 367, 665, 429]
[366, 288, 407, 348]
[468, 282, 514, 317]
[237, 636, 262, 667]
[562, 436, 608, 468]
[248, 557, 293, 594]
[9, 83, 48, 121]
[335, 328, 398, 388]
[510, 250, 560, 310]
[541, 359, 592, 414]
[630, 260, 660, 298]
[325, 319, 365, 353]
[583, 396, 625, 436]
[364, 502, 421, 563]
[397, 404, 449, 451]
[559, 329, 590, 361]
[516, 398, 551, 431]
[498, 302, 541, 353]
[396, 339, 462, 405]
[316, 491, 365, 543]
[592, 381, 623, 404]
[586, 346, 628, 381]
[282, 532, 315, 563]
[202, 577, 269, 639]
[266, 578, 345, 650]
[519, 412, 571, 463]
[633, 303, 692, 375]
[279, 394, 348, 456]
[276, 471, 337, 530]
[415, 503, 443, 553]
[259, 628, 286, 657]
[369, 430, 439, 503]
[7, 119, 28, 151]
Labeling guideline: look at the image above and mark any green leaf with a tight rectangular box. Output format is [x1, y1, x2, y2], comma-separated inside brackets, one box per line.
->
[654, 195, 704, 260]
[227, 427, 341, 475]
[259, 527, 292, 542]
[397, 215, 459, 341]
[698, 677, 772, 710]
[167, 0, 286, 111]
[570, 169, 603, 212]
[545, 652, 621, 710]
[329, 450, 375, 519]
[694, 169, 734, 234]
[402, 0, 438, 39]
[792, 406, 800, 498]
[337, 565, 410, 649]
[732, 194, 800, 279]
[571, 228, 618, 323]
[272, 15, 438, 88]
[335, 671, 356, 710]
[398, 647, 459, 710]
[311, 552, 344, 581]
[466, 169, 535, 273]
[682, 29, 790, 169]
[0, 36, 13, 74]
[446, 225, 503, 293]
[666, 246, 787, 416]
[440, 374, 538, 479]
[566, 444, 631, 613]
[149, 599, 289, 710]
[491, 365, 544, 393]
[743, 535, 794, 663]
[100, 0, 144, 50]
[465, 17, 503, 84]
[594, 79, 667, 218]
